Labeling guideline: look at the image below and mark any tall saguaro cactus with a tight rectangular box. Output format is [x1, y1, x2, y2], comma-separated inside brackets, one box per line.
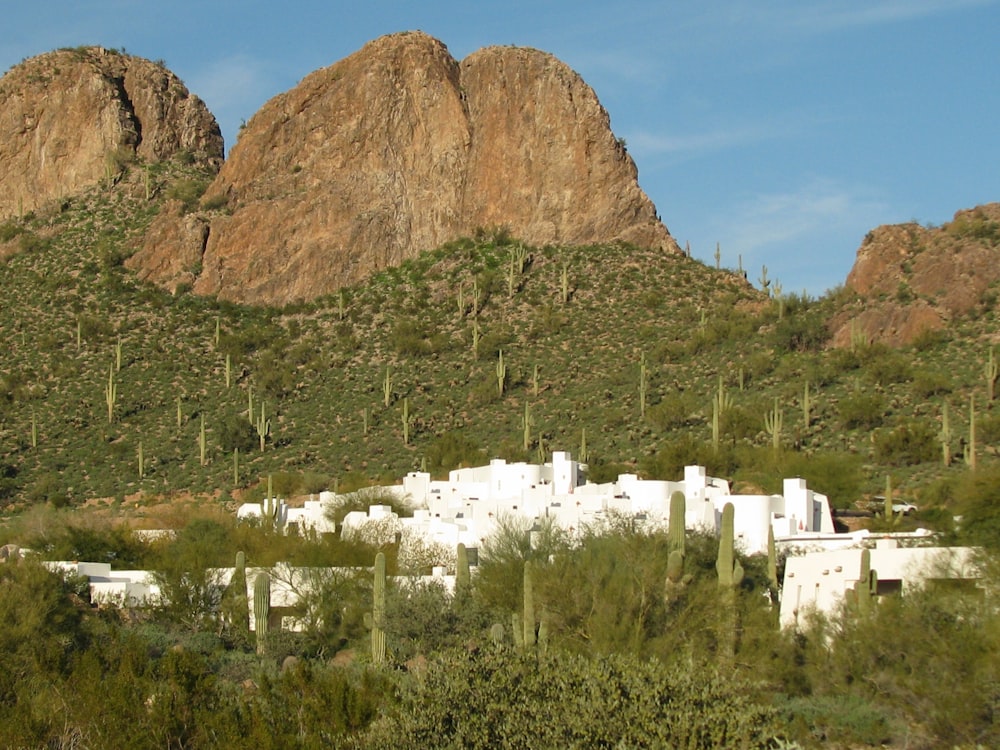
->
[455, 543, 471, 605]
[401, 397, 411, 446]
[254, 571, 270, 655]
[855, 548, 878, 616]
[764, 398, 783, 454]
[255, 401, 271, 452]
[105, 365, 117, 424]
[965, 394, 977, 470]
[716, 502, 744, 661]
[639, 352, 648, 418]
[940, 402, 952, 467]
[666, 491, 691, 603]
[371, 551, 387, 664]
[229, 551, 249, 639]
[497, 350, 507, 397]
[986, 347, 998, 403]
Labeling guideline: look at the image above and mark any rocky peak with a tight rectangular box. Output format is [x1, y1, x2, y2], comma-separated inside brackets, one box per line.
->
[0, 46, 222, 219]
[834, 203, 1000, 346]
[127, 32, 677, 305]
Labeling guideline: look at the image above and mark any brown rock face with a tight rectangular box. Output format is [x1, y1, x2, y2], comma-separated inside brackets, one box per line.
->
[129, 32, 677, 305]
[835, 204, 1000, 346]
[0, 46, 223, 219]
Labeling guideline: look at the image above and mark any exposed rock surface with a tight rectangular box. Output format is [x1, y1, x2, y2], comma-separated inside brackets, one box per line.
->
[834, 203, 1000, 346]
[128, 32, 677, 305]
[0, 46, 222, 219]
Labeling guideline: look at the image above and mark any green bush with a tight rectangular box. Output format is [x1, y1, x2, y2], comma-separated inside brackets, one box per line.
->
[166, 177, 210, 213]
[838, 392, 885, 429]
[366, 649, 780, 749]
[873, 421, 938, 466]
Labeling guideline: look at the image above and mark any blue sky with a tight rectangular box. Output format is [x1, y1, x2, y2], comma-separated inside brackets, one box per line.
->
[3, 1, 998, 296]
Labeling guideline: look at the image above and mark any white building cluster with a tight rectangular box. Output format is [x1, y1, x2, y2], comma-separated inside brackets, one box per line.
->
[36, 451, 981, 630]
[238, 451, 836, 557]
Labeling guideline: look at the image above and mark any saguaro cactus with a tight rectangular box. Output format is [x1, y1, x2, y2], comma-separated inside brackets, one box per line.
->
[716, 502, 744, 660]
[401, 397, 411, 446]
[199, 413, 206, 466]
[522, 560, 537, 649]
[940, 402, 952, 467]
[522, 402, 534, 452]
[856, 548, 878, 616]
[382, 367, 392, 407]
[666, 491, 691, 602]
[371, 551, 387, 664]
[105, 365, 117, 424]
[716, 503, 745, 589]
[455, 543, 471, 604]
[255, 401, 271, 452]
[639, 352, 648, 418]
[254, 571, 270, 655]
[229, 551, 249, 638]
[802, 381, 811, 431]
[965, 394, 977, 469]
[764, 398, 783, 454]
[766, 525, 779, 607]
[986, 347, 998, 403]
[497, 350, 507, 397]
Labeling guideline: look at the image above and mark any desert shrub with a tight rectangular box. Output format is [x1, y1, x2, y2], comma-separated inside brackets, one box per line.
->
[778, 451, 864, 509]
[775, 694, 894, 748]
[863, 348, 912, 385]
[911, 369, 952, 398]
[873, 421, 938, 466]
[838, 392, 885, 429]
[646, 392, 697, 431]
[217, 411, 257, 454]
[642, 434, 738, 480]
[366, 649, 780, 749]
[952, 466, 1000, 548]
[166, 177, 210, 212]
[946, 209, 1000, 245]
[27, 472, 69, 507]
[771, 309, 830, 353]
[722, 404, 762, 442]
[199, 193, 228, 211]
[425, 431, 486, 474]
[977, 410, 1000, 444]
[0, 220, 23, 242]
[391, 318, 432, 356]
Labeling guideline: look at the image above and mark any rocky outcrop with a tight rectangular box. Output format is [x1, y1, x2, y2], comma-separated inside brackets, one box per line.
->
[128, 32, 677, 305]
[833, 204, 1000, 346]
[0, 46, 222, 219]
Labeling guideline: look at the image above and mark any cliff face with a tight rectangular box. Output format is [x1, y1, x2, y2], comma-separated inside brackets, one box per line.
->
[834, 203, 1000, 346]
[127, 32, 677, 305]
[0, 46, 222, 219]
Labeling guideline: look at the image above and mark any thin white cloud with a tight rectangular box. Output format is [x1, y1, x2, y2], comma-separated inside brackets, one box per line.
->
[693, 179, 891, 296]
[727, 179, 886, 252]
[630, 125, 780, 157]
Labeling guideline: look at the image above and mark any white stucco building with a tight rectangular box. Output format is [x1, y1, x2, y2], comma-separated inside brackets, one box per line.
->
[779, 541, 980, 629]
[247, 452, 835, 557]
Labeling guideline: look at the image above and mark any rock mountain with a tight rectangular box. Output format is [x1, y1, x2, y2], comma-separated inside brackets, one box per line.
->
[125, 31, 678, 305]
[0, 46, 222, 219]
[834, 203, 1000, 347]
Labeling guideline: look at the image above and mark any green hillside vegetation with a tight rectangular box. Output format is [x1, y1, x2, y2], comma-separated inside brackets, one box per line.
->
[2, 157, 1000, 747]
[2, 157, 999, 529]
